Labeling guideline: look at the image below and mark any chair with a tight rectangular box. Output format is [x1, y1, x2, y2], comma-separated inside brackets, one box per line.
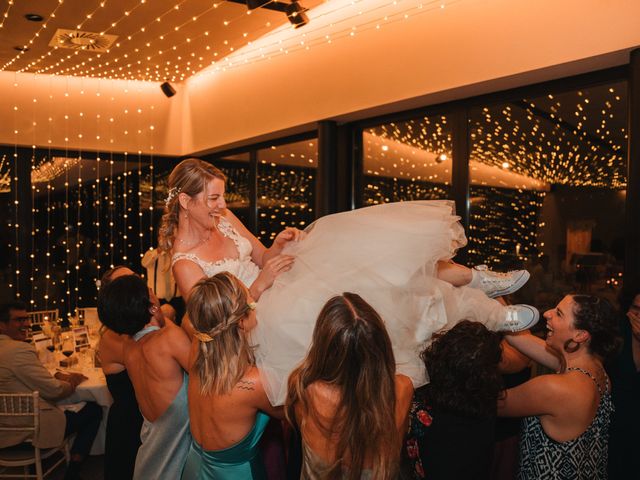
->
[75, 307, 97, 326]
[0, 392, 70, 480]
[27, 310, 58, 328]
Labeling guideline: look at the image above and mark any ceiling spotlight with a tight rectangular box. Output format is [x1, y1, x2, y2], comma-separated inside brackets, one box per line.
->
[437, 153, 448, 162]
[25, 13, 44, 22]
[502, 161, 510, 169]
[286, 1, 309, 28]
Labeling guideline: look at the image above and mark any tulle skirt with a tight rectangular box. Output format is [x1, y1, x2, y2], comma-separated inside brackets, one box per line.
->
[251, 201, 505, 406]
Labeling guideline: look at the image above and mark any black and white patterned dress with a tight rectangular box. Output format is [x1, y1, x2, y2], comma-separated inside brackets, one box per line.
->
[518, 367, 613, 480]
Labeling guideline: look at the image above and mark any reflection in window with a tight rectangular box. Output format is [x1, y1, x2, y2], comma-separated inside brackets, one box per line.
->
[363, 115, 452, 204]
[468, 82, 627, 304]
[257, 140, 317, 242]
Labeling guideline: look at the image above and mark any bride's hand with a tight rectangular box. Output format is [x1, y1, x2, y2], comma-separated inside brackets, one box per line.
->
[250, 254, 295, 299]
[273, 227, 306, 249]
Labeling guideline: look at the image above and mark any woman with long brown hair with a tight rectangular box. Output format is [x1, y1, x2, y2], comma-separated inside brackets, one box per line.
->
[286, 293, 413, 480]
[181, 272, 283, 480]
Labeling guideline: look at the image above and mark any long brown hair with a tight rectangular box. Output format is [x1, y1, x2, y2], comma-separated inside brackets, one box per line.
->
[286, 293, 399, 480]
[158, 158, 226, 252]
[187, 272, 255, 395]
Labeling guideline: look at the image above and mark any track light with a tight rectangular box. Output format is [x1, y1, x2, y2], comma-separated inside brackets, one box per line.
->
[286, 1, 309, 28]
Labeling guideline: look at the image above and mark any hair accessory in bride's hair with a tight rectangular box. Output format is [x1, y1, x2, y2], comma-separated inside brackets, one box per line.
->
[193, 331, 214, 343]
[165, 187, 181, 206]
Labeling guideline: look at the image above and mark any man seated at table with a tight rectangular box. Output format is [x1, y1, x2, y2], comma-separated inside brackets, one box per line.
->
[0, 300, 102, 480]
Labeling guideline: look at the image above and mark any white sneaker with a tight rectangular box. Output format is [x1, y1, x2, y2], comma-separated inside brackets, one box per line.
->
[498, 305, 539, 332]
[470, 265, 530, 298]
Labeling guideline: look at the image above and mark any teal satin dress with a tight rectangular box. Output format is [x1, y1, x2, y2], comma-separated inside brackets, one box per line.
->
[181, 411, 270, 479]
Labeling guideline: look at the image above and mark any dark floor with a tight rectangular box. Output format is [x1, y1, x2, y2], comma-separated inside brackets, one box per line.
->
[1, 454, 103, 480]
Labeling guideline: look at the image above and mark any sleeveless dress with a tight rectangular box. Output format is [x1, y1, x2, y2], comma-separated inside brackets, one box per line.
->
[518, 367, 613, 480]
[173, 201, 508, 406]
[131, 326, 192, 480]
[181, 411, 271, 479]
[104, 370, 142, 480]
[300, 444, 373, 480]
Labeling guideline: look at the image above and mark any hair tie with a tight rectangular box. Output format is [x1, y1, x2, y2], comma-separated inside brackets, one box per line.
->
[193, 331, 214, 343]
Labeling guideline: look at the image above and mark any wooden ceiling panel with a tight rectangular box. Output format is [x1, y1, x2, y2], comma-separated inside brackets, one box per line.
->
[0, 0, 321, 81]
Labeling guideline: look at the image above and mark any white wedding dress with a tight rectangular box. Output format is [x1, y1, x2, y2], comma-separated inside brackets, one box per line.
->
[173, 201, 507, 406]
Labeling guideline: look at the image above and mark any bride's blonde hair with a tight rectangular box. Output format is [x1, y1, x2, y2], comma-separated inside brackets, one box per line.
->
[187, 272, 255, 395]
[158, 158, 226, 252]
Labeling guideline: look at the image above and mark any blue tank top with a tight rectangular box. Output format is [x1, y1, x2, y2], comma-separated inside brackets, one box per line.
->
[181, 411, 271, 480]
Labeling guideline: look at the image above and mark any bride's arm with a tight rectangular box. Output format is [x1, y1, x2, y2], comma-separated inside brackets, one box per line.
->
[225, 210, 303, 267]
[173, 260, 206, 302]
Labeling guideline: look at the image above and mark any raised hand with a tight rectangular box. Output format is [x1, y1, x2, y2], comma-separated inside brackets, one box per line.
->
[250, 254, 295, 299]
[273, 227, 306, 249]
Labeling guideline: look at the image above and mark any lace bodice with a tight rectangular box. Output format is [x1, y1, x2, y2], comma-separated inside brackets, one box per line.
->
[171, 216, 260, 287]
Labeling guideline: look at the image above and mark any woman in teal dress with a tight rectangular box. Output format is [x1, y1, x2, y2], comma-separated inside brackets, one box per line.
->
[181, 272, 283, 480]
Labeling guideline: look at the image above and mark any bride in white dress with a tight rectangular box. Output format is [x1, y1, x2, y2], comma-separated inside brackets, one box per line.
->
[160, 159, 538, 406]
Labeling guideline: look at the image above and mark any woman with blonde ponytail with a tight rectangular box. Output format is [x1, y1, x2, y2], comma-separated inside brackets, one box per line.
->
[181, 272, 283, 480]
[286, 293, 414, 480]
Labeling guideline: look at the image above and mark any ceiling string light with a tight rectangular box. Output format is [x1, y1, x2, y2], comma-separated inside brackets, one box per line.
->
[0, 0, 67, 71]
[18, 0, 113, 73]
[216, 0, 462, 71]
[33, 0, 192, 76]
[0, 0, 15, 31]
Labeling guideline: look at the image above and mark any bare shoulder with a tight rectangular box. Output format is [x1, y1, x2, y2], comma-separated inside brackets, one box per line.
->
[395, 374, 414, 396]
[394, 374, 414, 413]
[235, 366, 263, 392]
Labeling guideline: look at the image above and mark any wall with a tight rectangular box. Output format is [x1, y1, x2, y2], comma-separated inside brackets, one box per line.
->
[185, 0, 640, 153]
[0, 72, 184, 156]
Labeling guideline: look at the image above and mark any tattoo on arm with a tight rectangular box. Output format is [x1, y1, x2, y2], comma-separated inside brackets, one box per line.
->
[236, 380, 255, 391]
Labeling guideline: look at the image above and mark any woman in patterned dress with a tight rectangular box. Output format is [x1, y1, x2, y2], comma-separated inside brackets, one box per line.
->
[499, 294, 622, 479]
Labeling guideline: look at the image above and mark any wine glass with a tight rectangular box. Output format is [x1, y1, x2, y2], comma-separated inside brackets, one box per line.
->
[61, 334, 75, 364]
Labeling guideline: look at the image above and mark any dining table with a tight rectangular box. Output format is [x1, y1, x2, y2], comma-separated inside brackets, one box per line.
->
[49, 350, 113, 456]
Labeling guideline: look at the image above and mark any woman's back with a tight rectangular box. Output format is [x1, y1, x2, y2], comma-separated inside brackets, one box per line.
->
[188, 365, 270, 450]
[296, 376, 413, 477]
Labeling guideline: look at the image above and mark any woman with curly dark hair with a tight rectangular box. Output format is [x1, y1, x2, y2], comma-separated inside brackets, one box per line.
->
[404, 320, 504, 479]
[500, 294, 622, 479]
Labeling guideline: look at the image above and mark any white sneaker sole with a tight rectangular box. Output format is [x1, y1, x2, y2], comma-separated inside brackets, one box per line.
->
[500, 305, 540, 332]
[487, 271, 531, 298]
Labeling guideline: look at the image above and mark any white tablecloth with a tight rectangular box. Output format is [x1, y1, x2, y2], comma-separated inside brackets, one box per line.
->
[56, 364, 113, 455]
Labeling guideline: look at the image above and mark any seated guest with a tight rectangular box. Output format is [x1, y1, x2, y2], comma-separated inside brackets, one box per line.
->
[98, 275, 191, 480]
[608, 285, 640, 479]
[500, 294, 622, 479]
[181, 272, 283, 480]
[404, 320, 504, 480]
[97, 266, 143, 480]
[0, 300, 102, 480]
[286, 292, 413, 480]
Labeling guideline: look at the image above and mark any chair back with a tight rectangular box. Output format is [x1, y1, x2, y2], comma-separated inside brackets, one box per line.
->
[28, 310, 58, 327]
[76, 307, 98, 325]
[0, 392, 39, 441]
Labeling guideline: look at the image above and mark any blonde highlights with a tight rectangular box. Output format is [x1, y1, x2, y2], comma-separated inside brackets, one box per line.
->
[158, 158, 226, 252]
[187, 272, 254, 395]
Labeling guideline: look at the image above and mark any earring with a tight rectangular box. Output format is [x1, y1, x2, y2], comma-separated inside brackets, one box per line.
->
[563, 339, 581, 353]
